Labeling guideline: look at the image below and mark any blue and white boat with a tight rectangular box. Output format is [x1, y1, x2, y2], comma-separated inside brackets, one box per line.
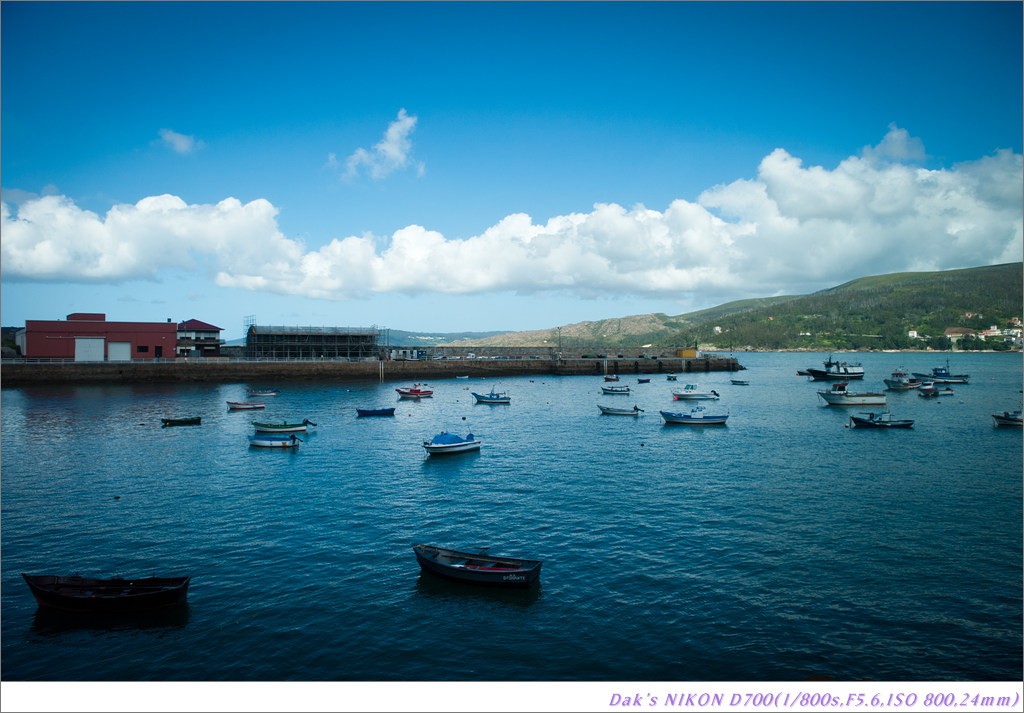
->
[912, 360, 969, 384]
[248, 434, 302, 448]
[472, 389, 511, 404]
[671, 384, 720, 400]
[660, 405, 729, 425]
[601, 385, 631, 395]
[423, 431, 482, 455]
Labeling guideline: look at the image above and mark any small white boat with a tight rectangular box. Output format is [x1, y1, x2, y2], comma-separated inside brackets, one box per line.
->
[918, 383, 955, 399]
[246, 388, 279, 397]
[228, 401, 266, 410]
[660, 405, 729, 425]
[730, 378, 749, 386]
[817, 382, 886, 406]
[423, 431, 482, 455]
[992, 409, 1023, 427]
[671, 384, 720, 400]
[601, 385, 631, 395]
[472, 389, 511, 404]
[598, 404, 643, 416]
[666, 374, 677, 381]
[248, 434, 301, 448]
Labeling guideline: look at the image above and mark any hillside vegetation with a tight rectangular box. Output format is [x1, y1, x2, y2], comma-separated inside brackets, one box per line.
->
[446, 262, 1023, 351]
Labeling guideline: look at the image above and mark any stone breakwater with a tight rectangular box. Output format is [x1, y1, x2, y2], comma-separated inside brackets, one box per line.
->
[1, 356, 743, 386]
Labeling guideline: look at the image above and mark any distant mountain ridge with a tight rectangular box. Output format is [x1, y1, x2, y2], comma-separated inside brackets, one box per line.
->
[435, 262, 1023, 351]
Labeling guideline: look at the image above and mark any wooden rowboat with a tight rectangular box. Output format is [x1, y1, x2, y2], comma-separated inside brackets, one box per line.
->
[22, 573, 190, 613]
[227, 401, 266, 410]
[412, 544, 542, 588]
[248, 434, 302, 448]
[252, 418, 316, 433]
[356, 408, 396, 417]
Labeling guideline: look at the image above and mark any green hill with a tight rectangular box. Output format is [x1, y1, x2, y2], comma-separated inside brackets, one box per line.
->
[445, 262, 1023, 351]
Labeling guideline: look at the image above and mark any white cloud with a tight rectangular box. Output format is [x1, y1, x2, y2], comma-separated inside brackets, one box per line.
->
[158, 129, 202, 154]
[343, 109, 424, 180]
[3, 127, 1020, 306]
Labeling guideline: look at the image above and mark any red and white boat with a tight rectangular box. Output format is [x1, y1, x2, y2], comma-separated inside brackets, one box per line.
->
[396, 384, 433, 399]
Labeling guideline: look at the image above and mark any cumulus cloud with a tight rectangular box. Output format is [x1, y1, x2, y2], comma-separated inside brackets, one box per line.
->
[2, 126, 1020, 304]
[343, 109, 425, 180]
[158, 129, 202, 154]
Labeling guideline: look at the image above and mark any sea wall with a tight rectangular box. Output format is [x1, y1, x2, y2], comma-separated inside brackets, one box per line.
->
[0, 355, 743, 386]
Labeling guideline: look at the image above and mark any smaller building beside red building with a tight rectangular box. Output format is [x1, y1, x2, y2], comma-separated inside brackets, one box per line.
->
[17, 313, 180, 361]
[176, 319, 224, 357]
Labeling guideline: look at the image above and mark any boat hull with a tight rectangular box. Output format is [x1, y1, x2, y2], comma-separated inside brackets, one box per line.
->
[252, 419, 314, 433]
[356, 408, 396, 417]
[248, 435, 300, 448]
[412, 544, 541, 588]
[818, 393, 887, 406]
[161, 417, 201, 427]
[601, 387, 630, 395]
[472, 392, 511, 404]
[660, 410, 728, 425]
[227, 401, 265, 410]
[849, 414, 914, 428]
[598, 405, 642, 415]
[22, 574, 190, 613]
[423, 440, 481, 454]
[992, 411, 1023, 427]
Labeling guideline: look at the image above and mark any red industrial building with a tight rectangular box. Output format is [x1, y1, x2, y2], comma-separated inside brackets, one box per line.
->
[17, 313, 180, 361]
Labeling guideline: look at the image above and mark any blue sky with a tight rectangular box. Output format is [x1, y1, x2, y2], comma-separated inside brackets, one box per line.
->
[2, 1, 1022, 341]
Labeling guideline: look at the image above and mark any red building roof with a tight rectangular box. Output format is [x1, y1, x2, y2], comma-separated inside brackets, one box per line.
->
[178, 319, 222, 331]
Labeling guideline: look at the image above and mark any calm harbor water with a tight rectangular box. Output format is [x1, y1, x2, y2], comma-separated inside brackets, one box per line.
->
[2, 352, 1021, 682]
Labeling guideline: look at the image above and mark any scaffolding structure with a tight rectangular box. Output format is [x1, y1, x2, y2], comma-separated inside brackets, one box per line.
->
[245, 325, 382, 360]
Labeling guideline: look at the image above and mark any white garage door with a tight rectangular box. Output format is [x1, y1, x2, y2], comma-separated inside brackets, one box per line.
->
[74, 337, 105, 362]
[108, 341, 131, 361]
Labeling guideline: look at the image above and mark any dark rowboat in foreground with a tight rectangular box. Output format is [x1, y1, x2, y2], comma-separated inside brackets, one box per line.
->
[161, 416, 201, 427]
[22, 574, 191, 613]
[356, 407, 396, 417]
[412, 544, 542, 588]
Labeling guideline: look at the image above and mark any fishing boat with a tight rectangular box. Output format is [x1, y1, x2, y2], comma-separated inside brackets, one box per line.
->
[422, 431, 481, 455]
[356, 407, 396, 417]
[251, 418, 316, 433]
[603, 375, 620, 382]
[160, 416, 201, 427]
[992, 409, 1023, 427]
[246, 388, 279, 397]
[21, 573, 191, 613]
[666, 374, 678, 381]
[598, 404, 644, 416]
[802, 355, 865, 381]
[883, 369, 923, 391]
[848, 411, 914, 429]
[912, 360, 969, 384]
[671, 384, 720, 400]
[396, 384, 433, 399]
[918, 383, 955, 399]
[660, 405, 729, 425]
[601, 385, 631, 395]
[227, 401, 266, 410]
[817, 382, 886, 406]
[472, 389, 511, 404]
[248, 434, 302, 448]
[412, 544, 542, 588]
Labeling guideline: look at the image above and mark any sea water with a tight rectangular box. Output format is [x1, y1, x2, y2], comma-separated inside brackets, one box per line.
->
[1, 352, 1021, 682]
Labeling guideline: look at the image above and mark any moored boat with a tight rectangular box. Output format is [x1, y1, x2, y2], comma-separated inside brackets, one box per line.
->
[227, 401, 266, 410]
[356, 407, 396, 417]
[817, 382, 886, 406]
[883, 369, 923, 391]
[848, 411, 914, 429]
[601, 385, 631, 395]
[472, 389, 511, 404]
[666, 374, 678, 381]
[660, 405, 729, 425]
[730, 378, 749, 386]
[248, 434, 302, 448]
[251, 418, 316, 433]
[246, 388, 279, 397]
[671, 384, 720, 400]
[422, 431, 481, 455]
[918, 383, 955, 399]
[803, 355, 865, 381]
[22, 573, 191, 613]
[992, 409, 1023, 427]
[598, 404, 644, 416]
[912, 360, 969, 384]
[396, 384, 433, 399]
[603, 375, 620, 382]
[637, 377, 651, 384]
[161, 416, 201, 427]
[412, 544, 542, 588]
